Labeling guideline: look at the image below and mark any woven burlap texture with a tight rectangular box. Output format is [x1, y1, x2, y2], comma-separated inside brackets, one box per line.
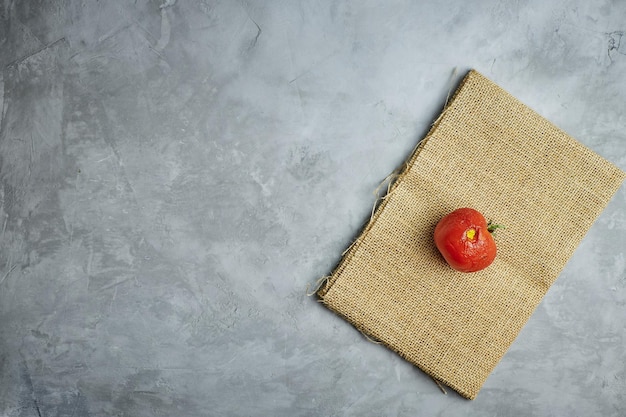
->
[317, 70, 626, 400]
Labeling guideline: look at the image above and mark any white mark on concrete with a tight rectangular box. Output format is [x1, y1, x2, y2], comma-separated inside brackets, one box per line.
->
[160, 0, 177, 9]
[155, 0, 177, 52]
[0, 73, 4, 132]
[86, 240, 94, 276]
[1, 215, 7, 239]
[155, 9, 171, 52]
[96, 154, 114, 163]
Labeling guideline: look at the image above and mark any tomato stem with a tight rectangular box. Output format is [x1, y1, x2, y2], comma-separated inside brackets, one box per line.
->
[487, 221, 505, 234]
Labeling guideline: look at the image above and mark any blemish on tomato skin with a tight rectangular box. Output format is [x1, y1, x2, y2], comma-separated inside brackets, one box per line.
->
[466, 228, 476, 240]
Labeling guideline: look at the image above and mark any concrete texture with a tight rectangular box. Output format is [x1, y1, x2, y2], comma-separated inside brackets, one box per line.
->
[1, 0, 625, 415]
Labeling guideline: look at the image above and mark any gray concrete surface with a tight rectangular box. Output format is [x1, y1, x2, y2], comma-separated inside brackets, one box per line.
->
[1, 0, 625, 416]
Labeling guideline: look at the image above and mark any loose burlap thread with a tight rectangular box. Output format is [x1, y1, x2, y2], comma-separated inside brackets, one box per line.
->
[317, 70, 626, 400]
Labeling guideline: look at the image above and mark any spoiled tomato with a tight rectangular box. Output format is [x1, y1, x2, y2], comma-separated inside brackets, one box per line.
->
[434, 208, 503, 273]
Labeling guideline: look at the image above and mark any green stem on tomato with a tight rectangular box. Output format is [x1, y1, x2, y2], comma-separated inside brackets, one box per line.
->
[487, 221, 505, 234]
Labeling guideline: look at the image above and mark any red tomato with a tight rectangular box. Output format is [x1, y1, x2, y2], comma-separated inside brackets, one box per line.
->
[434, 208, 501, 273]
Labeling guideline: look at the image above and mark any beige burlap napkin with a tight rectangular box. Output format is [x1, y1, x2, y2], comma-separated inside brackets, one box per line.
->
[317, 70, 625, 399]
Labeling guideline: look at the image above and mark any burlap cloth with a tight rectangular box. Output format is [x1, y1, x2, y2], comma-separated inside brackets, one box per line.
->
[317, 70, 626, 399]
